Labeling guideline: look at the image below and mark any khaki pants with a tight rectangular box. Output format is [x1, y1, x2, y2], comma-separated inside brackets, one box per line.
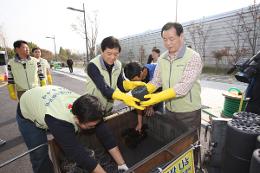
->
[165, 109, 201, 132]
[17, 91, 26, 100]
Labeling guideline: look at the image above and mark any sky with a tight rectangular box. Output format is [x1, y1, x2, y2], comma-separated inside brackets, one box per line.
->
[0, 0, 259, 54]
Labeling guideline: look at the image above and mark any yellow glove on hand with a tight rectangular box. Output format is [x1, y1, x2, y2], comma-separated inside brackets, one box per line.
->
[47, 75, 53, 85]
[7, 84, 17, 100]
[140, 88, 176, 107]
[123, 80, 146, 91]
[112, 89, 145, 110]
[40, 79, 46, 86]
[146, 83, 157, 93]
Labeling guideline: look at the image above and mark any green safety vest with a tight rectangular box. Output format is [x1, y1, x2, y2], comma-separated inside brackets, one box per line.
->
[8, 57, 40, 91]
[85, 55, 122, 113]
[159, 48, 201, 113]
[20, 85, 79, 131]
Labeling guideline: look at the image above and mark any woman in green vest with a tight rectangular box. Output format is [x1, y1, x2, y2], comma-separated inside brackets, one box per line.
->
[85, 36, 145, 114]
[140, 22, 203, 132]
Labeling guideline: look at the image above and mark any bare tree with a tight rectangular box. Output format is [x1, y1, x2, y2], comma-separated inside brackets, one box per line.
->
[127, 49, 135, 62]
[212, 48, 229, 72]
[224, 13, 249, 65]
[88, 11, 98, 59]
[197, 20, 212, 62]
[0, 25, 9, 58]
[139, 45, 146, 64]
[186, 22, 199, 51]
[239, 3, 260, 56]
[71, 11, 99, 60]
[186, 21, 211, 62]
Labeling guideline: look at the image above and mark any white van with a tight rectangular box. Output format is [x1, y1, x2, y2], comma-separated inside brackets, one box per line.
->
[0, 51, 8, 82]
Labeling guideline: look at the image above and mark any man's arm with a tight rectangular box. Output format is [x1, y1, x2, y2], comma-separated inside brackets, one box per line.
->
[45, 115, 103, 172]
[116, 72, 126, 92]
[95, 122, 127, 169]
[87, 62, 114, 99]
[174, 52, 203, 97]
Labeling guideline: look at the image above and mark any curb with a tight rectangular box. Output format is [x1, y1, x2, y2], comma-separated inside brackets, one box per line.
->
[53, 69, 86, 78]
[0, 81, 7, 88]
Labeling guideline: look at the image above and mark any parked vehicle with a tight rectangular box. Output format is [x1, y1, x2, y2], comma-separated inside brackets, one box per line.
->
[0, 51, 8, 82]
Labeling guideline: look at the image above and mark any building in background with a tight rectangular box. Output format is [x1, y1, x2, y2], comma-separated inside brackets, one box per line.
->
[119, 4, 260, 69]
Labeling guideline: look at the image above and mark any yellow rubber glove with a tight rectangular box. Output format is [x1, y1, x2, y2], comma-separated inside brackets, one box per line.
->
[123, 80, 146, 91]
[112, 89, 145, 110]
[140, 88, 176, 107]
[40, 79, 46, 86]
[146, 83, 157, 93]
[7, 84, 17, 100]
[47, 75, 53, 85]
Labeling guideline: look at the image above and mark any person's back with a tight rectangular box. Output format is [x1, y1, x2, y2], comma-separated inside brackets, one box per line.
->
[67, 58, 74, 73]
[18, 85, 129, 173]
[20, 85, 80, 129]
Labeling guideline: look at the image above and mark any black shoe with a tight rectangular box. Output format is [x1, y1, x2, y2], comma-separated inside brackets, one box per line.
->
[0, 139, 6, 146]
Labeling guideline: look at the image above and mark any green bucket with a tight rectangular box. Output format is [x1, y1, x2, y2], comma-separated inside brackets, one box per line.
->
[222, 87, 247, 118]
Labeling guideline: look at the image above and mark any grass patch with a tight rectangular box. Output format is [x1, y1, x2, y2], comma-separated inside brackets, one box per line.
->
[202, 66, 230, 75]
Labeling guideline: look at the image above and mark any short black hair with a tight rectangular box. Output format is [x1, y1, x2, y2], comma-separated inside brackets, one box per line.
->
[124, 61, 142, 80]
[101, 36, 121, 52]
[161, 22, 183, 37]
[32, 47, 41, 53]
[72, 94, 105, 123]
[13, 40, 28, 49]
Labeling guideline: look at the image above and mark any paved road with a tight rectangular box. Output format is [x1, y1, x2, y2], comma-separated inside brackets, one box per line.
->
[0, 72, 86, 173]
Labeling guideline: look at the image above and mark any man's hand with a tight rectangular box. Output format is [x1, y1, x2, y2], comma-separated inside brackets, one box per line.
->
[140, 88, 176, 107]
[123, 80, 146, 91]
[47, 74, 53, 85]
[118, 164, 129, 172]
[40, 79, 46, 86]
[7, 84, 17, 100]
[145, 83, 157, 94]
[112, 89, 145, 110]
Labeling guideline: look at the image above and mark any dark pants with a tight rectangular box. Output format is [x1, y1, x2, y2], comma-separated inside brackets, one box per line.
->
[16, 106, 54, 173]
[166, 109, 201, 169]
[68, 65, 73, 73]
[245, 76, 260, 115]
